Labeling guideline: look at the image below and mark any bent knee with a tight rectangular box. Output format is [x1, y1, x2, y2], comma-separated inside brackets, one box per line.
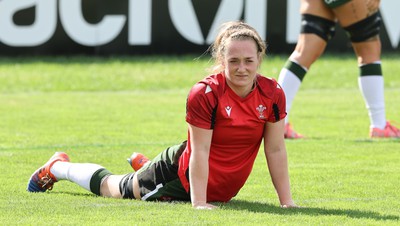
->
[100, 175, 124, 198]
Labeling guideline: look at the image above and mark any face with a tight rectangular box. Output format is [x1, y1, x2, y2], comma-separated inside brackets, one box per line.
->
[222, 39, 261, 95]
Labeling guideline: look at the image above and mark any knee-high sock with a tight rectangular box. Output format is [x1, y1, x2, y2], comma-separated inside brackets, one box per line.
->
[358, 62, 386, 129]
[278, 60, 307, 124]
[50, 162, 104, 192]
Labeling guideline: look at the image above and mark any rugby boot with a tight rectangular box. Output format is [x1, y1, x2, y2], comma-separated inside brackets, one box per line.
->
[127, 152, 150, 171]
[27, 152, 70, 192]
[370, 121, 400, 138]
[284, 123, 304, 139]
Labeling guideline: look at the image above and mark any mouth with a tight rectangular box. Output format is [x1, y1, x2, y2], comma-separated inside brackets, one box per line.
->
[235, 74, 248, 78]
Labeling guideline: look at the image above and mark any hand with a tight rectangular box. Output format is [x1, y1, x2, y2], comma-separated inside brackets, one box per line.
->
[192, 202, 218, 210]
[280, 200, 300, 208]
[280, 203, 300, 208]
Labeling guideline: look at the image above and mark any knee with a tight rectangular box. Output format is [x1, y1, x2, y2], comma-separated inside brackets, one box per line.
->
[343, 12, 381, 43]
[301, 14, 336, 42]
[100, 175, 124, 198]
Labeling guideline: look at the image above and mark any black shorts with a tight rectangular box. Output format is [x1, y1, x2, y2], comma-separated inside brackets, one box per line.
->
[136, 141, 190, 201]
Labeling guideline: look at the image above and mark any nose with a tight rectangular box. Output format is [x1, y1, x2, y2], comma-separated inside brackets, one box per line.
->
[237, 62, 246, 72]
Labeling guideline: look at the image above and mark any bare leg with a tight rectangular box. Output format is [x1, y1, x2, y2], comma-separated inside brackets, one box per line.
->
[100, 175, 124, 198]
[293, 0, 335, 68]
[279, 0, 334, 134]
[100, 174, 141, 199]
[329, 0, 389, 131]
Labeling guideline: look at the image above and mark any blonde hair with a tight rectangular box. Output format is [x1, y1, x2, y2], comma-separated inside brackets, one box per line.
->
[208, 21, 267, 73]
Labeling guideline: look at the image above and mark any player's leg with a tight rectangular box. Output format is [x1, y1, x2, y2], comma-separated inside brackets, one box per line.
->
[332, 0, 399, 137]
[27, 152, 129, 198]
[134, 141, 189, 201]
[27, 144, 189, 199]
[278, 0, 335, 138]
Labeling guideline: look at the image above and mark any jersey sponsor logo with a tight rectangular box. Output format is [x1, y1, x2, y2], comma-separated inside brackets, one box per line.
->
[256, 104, 266, 119]
[225, 106, 232, 117]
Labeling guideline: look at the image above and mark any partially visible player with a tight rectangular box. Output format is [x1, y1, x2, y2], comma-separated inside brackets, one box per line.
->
[27, 21, 298, 210]
[279, 0, 400, 138]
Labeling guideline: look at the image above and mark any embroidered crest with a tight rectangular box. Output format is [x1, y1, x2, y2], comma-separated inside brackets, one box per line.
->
[256, 104, 266, 119]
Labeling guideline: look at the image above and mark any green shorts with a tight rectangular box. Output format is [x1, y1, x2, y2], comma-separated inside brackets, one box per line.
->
[136, 141, 189, 201]
[323, 0, 351, 8]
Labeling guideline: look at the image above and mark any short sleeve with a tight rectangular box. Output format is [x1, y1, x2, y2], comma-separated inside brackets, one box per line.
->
[267, 83, 287, 122]
[185, 83, 217, 129]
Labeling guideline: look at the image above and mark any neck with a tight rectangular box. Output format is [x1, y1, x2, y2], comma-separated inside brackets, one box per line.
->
[228, 81, 256, 98]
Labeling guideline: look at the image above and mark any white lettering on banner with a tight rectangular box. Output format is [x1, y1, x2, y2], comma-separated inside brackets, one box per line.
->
[204, 0, 243, 44]
[380, 1, 400, 48]
[0, 0, 56, 46]
[59, 0, 126, 46]
[129, 0, 152, 45]
[169, 0, 266, 45]
[169, 0, 205, 45]
[244, 0, 267, 43]
[208, 0, 267, 45]
[0, 0, 398, 49]
[286, 0, 300, 44]
[286, 0, 400, 48]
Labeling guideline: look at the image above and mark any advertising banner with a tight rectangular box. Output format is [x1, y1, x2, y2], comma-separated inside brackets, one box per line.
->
[0, 0, 398, 55]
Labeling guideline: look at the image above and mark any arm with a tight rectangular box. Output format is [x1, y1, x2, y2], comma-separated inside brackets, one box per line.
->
[188, 124, 216, 209]
[263, 119, 297, 208]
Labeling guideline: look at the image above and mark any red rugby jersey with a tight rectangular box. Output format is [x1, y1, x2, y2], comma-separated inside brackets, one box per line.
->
[178, 73, 286, 202]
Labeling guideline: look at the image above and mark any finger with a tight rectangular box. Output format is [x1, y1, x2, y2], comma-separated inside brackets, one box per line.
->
[195, 204, 217, 210]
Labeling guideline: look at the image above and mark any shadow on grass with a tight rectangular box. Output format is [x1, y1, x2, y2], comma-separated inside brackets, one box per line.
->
[352, 138, 400, 143]
[222, 200, 399, 221]
[45, 192, 398, 221]
[50, 191, 96, 198]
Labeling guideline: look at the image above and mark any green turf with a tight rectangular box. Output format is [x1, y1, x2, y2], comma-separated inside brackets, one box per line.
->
[0, 54, 399, 225]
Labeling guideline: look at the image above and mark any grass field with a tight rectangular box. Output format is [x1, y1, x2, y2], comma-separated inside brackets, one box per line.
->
[0, 54, 399, 225]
